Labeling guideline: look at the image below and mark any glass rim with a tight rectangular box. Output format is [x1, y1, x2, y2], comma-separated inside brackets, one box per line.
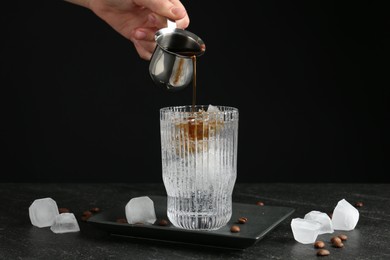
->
[160, 105, 238, 112]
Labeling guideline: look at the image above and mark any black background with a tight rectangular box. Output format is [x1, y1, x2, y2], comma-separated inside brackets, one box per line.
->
[1, 1, 387, 182]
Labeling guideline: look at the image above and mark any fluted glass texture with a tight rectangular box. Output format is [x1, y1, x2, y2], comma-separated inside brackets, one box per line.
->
[160, 105, 239, 230]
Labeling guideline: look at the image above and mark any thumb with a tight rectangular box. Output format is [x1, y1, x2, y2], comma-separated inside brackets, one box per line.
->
[134, 0, 187, 21]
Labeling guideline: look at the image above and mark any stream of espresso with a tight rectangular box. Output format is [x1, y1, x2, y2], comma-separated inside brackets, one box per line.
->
[168, 49, 198, 112]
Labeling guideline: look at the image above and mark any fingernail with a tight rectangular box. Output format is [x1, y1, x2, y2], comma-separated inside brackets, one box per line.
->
[134, 30, 146, 40]
[171, 7, 186, 17]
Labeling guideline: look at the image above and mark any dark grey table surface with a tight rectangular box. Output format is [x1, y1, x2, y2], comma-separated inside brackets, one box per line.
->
[1, 183, 389, 260]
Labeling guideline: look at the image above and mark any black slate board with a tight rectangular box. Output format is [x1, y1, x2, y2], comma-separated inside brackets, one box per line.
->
[87, 195, 294, 250]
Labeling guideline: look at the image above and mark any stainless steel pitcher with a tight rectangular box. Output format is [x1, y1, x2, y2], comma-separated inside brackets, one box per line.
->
[149, 27, 205, 91]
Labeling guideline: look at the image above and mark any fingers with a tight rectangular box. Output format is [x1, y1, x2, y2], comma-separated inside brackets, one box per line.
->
[133, 40, 156, 60]
[134, 0, 188, 21]
[130, 14, 164, 60]
[132, 27, 158, 60]
[168, 0, 189, 29]
[167, 0, 187, 19]
[148, 10, 189, 29]
[148, 13, 169, 29]
[133, 27, 156, 42]
[129, 0, 191, 60]
[174, 15, 190, 29]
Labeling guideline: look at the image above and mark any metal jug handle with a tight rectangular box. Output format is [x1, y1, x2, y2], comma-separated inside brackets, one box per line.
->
[167, 19, 177, 29]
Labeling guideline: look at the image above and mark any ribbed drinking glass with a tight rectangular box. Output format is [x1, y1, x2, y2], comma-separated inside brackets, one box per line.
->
[160, 105, 239, 230]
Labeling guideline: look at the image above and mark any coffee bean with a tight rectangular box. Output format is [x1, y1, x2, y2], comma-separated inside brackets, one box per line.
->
[338, 234, 348, 241]
[314, 240, 325, 249]
[238, 217, 247, 224]
[316, 249, 330, 256]
[355, 201, 363, 207]
[332, 242, 344, 248]
[330, 236, 342, 245]
[116, 218, 127, 224]
[58, 207, 70, 213]
[331, 236, 344, 248]
[230, 225, 240, 233]
[237, 219, 245, 224]
[158, 219, 169, 226]
[82, 210, 92, 216]
[90, 207, 101, 213]
[81, 216, 89, 221]
[81, 210, 92, 221]
[256, 201, 265, 206]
